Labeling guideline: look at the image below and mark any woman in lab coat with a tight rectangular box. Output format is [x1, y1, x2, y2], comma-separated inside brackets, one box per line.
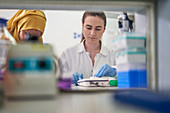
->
[6, 10, 46, 43]
[58, 11, 116, 85]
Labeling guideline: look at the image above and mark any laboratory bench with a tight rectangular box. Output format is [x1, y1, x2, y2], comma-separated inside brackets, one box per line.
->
[0, 87, 157, 113]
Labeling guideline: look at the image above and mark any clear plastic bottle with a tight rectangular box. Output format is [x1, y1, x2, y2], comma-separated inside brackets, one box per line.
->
[0, 18, 11, 78]
[0, 18, 16, 105]
[0, 18, 8, 107]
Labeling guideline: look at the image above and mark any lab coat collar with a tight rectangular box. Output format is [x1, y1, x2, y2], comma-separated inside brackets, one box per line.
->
[100, 43, 108, 56]
[77, 40, 108, 56]
[77, 40, 86, 53]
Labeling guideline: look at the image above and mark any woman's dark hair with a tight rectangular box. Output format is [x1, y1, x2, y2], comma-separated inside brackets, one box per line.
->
[80, 11, 106, 42]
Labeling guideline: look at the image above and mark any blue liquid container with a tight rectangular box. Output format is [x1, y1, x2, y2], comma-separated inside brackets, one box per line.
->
[117, 63, 147, 88]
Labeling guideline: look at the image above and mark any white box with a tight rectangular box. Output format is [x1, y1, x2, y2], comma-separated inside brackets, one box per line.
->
[3, 43, 57, 98]
[115, 48, 146, 65]
[117, 63, 146, 72]
[112, 33, 146, 50]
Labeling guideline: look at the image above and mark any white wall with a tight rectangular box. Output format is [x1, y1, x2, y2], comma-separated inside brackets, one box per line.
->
[43, 10, 84, 57]
[134, 10, 146, 34]
[0, 9, 17, 19]
[102, 14, 119, 50]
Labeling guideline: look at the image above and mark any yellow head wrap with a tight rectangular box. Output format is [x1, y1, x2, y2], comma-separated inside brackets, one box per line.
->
[7, 10, 46, 43]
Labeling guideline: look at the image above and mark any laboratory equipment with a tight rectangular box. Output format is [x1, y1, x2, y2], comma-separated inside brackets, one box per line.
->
[0, 18, 12, 104]
[118, 12, 133, 34]
[0, 81, 2, 106]
[117, 63, 147, 88]
[0, 39, 10, 104]
[0, 39, 11, 79]
[24, 32, 39, 42]
[109, 76, 117, 86]
[3, 43, 57, 98]
[0, 18, 11, 78]
[112, 33, 146, 50]
[0, 18, 16, 45]
[77, 77, 117, 87]
[58, 78, 72, 90]
[115, 47, 146, 65]
[113, 32, 147, 88]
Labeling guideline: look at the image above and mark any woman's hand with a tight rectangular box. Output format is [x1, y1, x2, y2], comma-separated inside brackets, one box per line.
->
[72, 73, 83, 86]
[94, 64, 117, 77]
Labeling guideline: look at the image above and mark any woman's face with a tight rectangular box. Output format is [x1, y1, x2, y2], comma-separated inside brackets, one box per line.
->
[19, 29, 42, 41]
[82, 16, 105, 44]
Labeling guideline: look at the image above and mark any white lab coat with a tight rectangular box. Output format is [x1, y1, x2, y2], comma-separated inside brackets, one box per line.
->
[57, 40, 115, 78]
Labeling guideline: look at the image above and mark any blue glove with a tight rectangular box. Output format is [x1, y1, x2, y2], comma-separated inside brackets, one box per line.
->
[94, 64, 117, 77]
[72, 73, 83, 86]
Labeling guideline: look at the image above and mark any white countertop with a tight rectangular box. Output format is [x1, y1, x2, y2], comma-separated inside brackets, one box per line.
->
[0, 87, 156, 113]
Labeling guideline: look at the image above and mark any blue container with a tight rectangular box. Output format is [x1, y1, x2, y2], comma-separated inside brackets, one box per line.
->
[117, 69, 147, 88]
